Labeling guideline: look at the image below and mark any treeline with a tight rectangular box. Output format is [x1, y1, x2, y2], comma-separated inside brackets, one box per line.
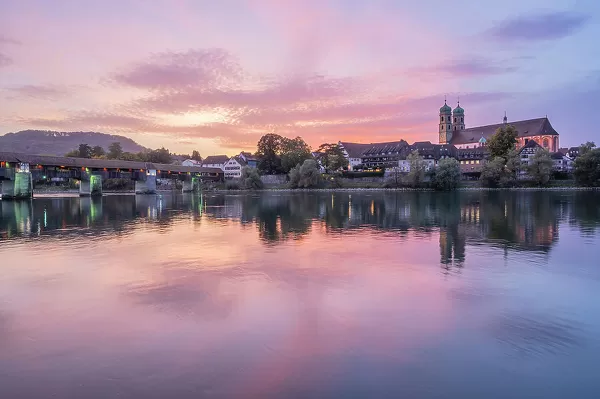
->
[65, 142, 203, 164]
[254, 133, 348, 175]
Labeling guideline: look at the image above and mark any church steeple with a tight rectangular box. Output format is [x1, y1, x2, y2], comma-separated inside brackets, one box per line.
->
[503, 111, 507, 124]
[439, 97, 453, 144]
[453, 98, 465, 131]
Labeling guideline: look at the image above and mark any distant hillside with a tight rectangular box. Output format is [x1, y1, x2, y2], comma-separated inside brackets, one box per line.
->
[0, 130, 148, 156]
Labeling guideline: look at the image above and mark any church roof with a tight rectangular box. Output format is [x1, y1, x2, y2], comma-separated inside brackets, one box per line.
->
[450, 117, 558, 146]
[440, 102, 452, 113]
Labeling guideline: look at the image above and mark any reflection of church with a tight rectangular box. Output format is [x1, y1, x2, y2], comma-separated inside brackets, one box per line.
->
[438, 100, 560, 152]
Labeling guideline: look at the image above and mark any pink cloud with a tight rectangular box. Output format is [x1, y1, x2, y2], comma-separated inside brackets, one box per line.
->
[5, 84, 71, 100]
[0, 52, 11, 67]
[110, 48, 242, 91]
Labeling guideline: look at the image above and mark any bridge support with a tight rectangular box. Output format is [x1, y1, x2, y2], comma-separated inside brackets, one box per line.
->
[182, 177, 199, 193]
[79, 175, 102, 197]
[135, 170, 157, 194]
[0, 171, 33, 200]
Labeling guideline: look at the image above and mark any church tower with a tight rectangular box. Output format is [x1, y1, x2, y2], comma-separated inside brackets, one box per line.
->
[453, 100, 465, 131]
[439, 98, 453, 144]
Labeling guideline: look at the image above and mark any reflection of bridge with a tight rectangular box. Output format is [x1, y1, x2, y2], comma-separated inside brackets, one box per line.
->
[0, 152, 224, 199]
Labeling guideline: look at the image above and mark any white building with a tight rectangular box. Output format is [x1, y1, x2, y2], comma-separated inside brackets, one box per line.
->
[202, 155, 230, 170]
[181, 159, 202, 167]
[223, 156, 247, 179]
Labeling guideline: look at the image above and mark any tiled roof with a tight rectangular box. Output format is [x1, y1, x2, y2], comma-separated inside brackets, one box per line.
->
[450, 117, 558, 146]
[202, 155, 229, 164]
[338, 142, 375, 158]
[550, 152, 564, 160]
[232, 156, 247, 166]
[361, 140, 409, 156]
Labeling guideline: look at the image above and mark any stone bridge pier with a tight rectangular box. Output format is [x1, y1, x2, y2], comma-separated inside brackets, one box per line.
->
[135, 169, 157, 194]
[79, 173, 103, 197]
[182, 176, 200, 193]
[0, 163, 33, 200]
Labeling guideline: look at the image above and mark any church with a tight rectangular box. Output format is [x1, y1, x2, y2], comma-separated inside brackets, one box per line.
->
[438, 99, 559, 152]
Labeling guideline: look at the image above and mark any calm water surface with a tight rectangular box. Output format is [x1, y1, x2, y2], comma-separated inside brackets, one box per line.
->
[1, 191, 600, 398]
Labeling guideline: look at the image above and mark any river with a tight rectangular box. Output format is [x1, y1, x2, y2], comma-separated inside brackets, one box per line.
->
[1, 191, 600, 398]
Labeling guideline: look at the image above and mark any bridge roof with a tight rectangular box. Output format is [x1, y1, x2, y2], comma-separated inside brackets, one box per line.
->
[0, 152, 223, 174]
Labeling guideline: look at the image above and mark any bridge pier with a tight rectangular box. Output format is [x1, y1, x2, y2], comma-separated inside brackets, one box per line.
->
[79, 175, 102, 197]
[182, 177, 199, 193]
[0, 165, 33, 200]
[135, 170, 157, 194]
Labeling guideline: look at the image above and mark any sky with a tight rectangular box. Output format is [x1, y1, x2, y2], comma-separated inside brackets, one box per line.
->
[1, 0, 599, 156]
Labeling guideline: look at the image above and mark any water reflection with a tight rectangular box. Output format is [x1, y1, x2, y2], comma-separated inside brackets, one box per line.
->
[2, 191, 598, 266]
[2, 191, 600, 398]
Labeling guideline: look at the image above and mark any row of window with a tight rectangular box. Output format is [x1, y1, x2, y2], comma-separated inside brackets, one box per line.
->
[440, 116, 464, 123]
[224, 166, 241, 170]
[460, 160, 480, 165]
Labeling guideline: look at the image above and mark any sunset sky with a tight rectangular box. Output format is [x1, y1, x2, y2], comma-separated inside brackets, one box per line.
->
[1, 0, 598, 155]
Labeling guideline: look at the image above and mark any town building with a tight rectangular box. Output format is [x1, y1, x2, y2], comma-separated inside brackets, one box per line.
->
[438, 100, 560, 152]
[181, 159, 202, 167]
[223, 156, 247, 179]
[338, 142, 372, 170]
[202, 155, 230, 170]
[238, 152, 258, 168]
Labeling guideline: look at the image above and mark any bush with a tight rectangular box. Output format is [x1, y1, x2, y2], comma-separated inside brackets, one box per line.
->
[432, 158, 461, 190]
[225, 180, 241, 190]
[341, 170, 385, 178]
[241, 167, 263, 190]
[288, 159, 322, 188]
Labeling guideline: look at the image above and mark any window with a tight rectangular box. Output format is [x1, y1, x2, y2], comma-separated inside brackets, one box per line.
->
[454, 126, 456, 131]
[524, 139, 529, 144]
[476, 160, 480, 164]
[441, 116, 444, 122]
[461, 117, 463, 123]
[543, 138, 549, 148]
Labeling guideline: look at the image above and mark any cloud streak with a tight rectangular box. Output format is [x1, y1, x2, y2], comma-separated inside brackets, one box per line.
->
[488, 11, 589, 42]
[0, 53, 11, 67]
[5, 85, 71, 100]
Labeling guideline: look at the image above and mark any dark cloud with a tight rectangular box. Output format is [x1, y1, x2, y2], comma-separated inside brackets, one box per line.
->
[488, 11, 589, 42]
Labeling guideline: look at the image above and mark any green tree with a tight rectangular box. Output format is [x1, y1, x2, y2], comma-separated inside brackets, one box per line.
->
[526, 148, 553, 186]
[406, 150, 426, 187]
[78, 143, 92, 158]
[191, 150, 202, 162]
[120, 152, 140, 161]
[281, 136, 312, 173]
[91, 145, 105, 158]
[580, 141, 596, 156]
[289, 159, 321, 188]
[488, 125, 518, 159]
[480, 157, 506, 188]
[108, 142, 123, 159]
[574, 148, 600, 186]
[65, 149, 79, 157]
[256, 133, 284, 175]
[241, 166, 264, 190]
[140, 147, 172, 164]
[433, 158, 461, 190]
[316, 143, 348, 173]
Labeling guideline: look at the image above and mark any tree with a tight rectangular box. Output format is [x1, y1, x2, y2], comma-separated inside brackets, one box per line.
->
[77, 143, 92, 158]
[191, 150, 202, 162]
[281, 136, 312, 173]
[316, 143, 348, 173]
[289, 159, 321, 188]
[574, 148, 600, 186]
[65, 149, 79, 158]
[580, 141, 596, 156]
[406, 150, 426, 187]
[488, 125, 518, 159]
[433, 158, 461, 190]
[241, 166, 264, 190]
[91, 145, 105, 158]
[141, 147, 172, 164]
[108, 142, 123, 159]
[480, 157, 506, 188]
[256, 133, 284, 175]
[526, 148, 553, 186]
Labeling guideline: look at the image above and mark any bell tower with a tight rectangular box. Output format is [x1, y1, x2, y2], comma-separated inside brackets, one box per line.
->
[439, 97, 453, 144]
[453, 99, 465, 131]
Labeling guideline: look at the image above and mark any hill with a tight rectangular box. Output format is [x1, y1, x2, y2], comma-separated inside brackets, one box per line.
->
[0, 130, 148, 156]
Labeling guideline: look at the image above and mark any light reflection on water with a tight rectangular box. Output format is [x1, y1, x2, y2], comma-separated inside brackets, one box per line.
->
[1, 191, 600, 398]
